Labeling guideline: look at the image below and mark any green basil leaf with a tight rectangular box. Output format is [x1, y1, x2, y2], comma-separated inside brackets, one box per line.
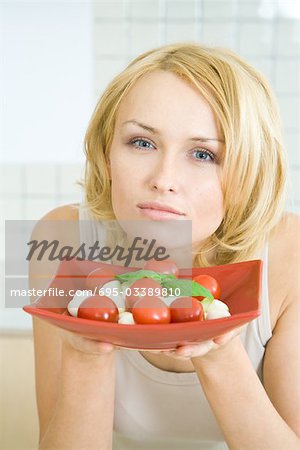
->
[115, 270, 176, 284]
[116, 271, 214, 309]
[161, 278, 214, 301]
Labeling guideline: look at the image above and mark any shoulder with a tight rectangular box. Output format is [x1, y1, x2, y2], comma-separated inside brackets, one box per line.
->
[35, 202, 80, 231]
[263, 212, 300, 437]
[268, 211, 300, 323]
[269, 211, 299, 246]
[41, 203, 80, 221]
[30, 203, 80, 250]
[269, 211, 299, 271]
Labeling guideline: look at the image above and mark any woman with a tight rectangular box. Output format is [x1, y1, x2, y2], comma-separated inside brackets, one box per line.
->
[30, 43, 300, 449]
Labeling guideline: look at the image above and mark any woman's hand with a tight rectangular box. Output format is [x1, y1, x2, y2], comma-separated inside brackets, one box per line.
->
[151, 325, 245, 360]
[60, 328, 116, 358]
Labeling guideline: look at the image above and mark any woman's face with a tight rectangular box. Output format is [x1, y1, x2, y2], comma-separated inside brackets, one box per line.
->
[108, 70, 225, 250]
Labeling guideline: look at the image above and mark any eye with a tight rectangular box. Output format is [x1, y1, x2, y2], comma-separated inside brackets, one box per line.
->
[190, 148, 215, 162]
[128, 137, 155, 150]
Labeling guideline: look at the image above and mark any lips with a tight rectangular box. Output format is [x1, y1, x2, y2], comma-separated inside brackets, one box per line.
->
[137, 202, 185, 216]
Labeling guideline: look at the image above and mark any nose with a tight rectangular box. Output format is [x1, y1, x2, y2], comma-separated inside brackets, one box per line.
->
[148, 153, 180, 194]
[151, 181, 175, 193]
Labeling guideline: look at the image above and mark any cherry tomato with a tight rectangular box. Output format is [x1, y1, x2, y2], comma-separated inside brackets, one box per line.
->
[132, 296, 171, 324]
[193, 274, 221, 300]
[143, 258, 179, 277]
[77, 295, 118, 322]
[86, 267, 115, 291]
[125, 278, 163, 312]
[169, 297, 204, 323]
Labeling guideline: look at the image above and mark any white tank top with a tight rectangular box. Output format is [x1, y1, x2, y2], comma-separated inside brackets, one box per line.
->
[79, 203, 272, 450]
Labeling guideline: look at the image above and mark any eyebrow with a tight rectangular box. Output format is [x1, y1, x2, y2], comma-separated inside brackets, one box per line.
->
[122, 120, 225, 143]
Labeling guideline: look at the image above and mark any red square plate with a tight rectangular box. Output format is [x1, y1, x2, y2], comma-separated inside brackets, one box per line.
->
[23, 259, 262, 350]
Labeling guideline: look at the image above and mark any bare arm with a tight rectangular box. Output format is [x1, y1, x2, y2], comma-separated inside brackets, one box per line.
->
[192, 332, 300, 450]
[191, 214, 300, 449]
[39, 331, 115, 450]
[30, 205, 116, 450]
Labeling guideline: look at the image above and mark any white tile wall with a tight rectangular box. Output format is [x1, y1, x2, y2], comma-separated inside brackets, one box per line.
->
[25, 164, 58, 196]
[291, 169, 300, 200]
[0, 165, 24, 195]
[246, 57, 274, 84]
[276, 19, 300, 56]
[0, 163, 84, 251]
[131, 22, 161, 54]
[130, 1, 160, 20]
[203, 0, 238, 20]
[1, 198, 23, 225]
[0, 162, 83, 332]
[278, 95, 300, 131]
[239, 22, 274, 56]
[95, 58, 126, 96]
[274, 59, 300, 94]
[287, 169, 300, 214]
[166, 0, 196, 20]
[238, 1, 262, 19]
[59, 164, 84, 196]
[94, 1, 125, 20]
[165, 22, 197, 43]
[202, 22, 238, 49]
[24, 198, 58, 221]
[94, 22, 127, 56]
[285, 133, 300, 166]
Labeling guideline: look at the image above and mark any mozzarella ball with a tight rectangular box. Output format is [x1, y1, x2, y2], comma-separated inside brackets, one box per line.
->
[67, 290, 91, 317]
[207, 299, 229, 313]
[100, 280, 124, 308]
[206, 309, 231, 320]
[118, 311, 135, 325]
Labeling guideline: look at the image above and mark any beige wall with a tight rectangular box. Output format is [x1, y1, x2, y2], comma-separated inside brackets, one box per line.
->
[0, 333, 39, 450]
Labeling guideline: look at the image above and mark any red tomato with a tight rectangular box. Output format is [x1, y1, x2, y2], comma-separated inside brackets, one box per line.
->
[170, 297, 204, 323]
[193, 274, 221, 300]
[132, 296, 171, 324]
[86, 267, 115, 291]
[125, 278, 163, 312]
[78, 295, 118, 322]
[143, 258, 179, 277]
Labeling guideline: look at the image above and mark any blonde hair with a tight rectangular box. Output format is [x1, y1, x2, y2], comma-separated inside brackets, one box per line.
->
[83, 42, 288, 267]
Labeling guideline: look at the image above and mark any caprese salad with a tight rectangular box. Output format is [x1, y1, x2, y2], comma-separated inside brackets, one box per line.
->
[67, 259, 231, 325]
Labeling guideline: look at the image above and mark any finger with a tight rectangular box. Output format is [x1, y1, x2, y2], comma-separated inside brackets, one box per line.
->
[95, 341, 115, 352]
[213, 325, 245, 345]
[162, 350, 191, 360]
[213, 331, 234, 345]
[175, 340, 215, 358]
[63, 330, 115, 355]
